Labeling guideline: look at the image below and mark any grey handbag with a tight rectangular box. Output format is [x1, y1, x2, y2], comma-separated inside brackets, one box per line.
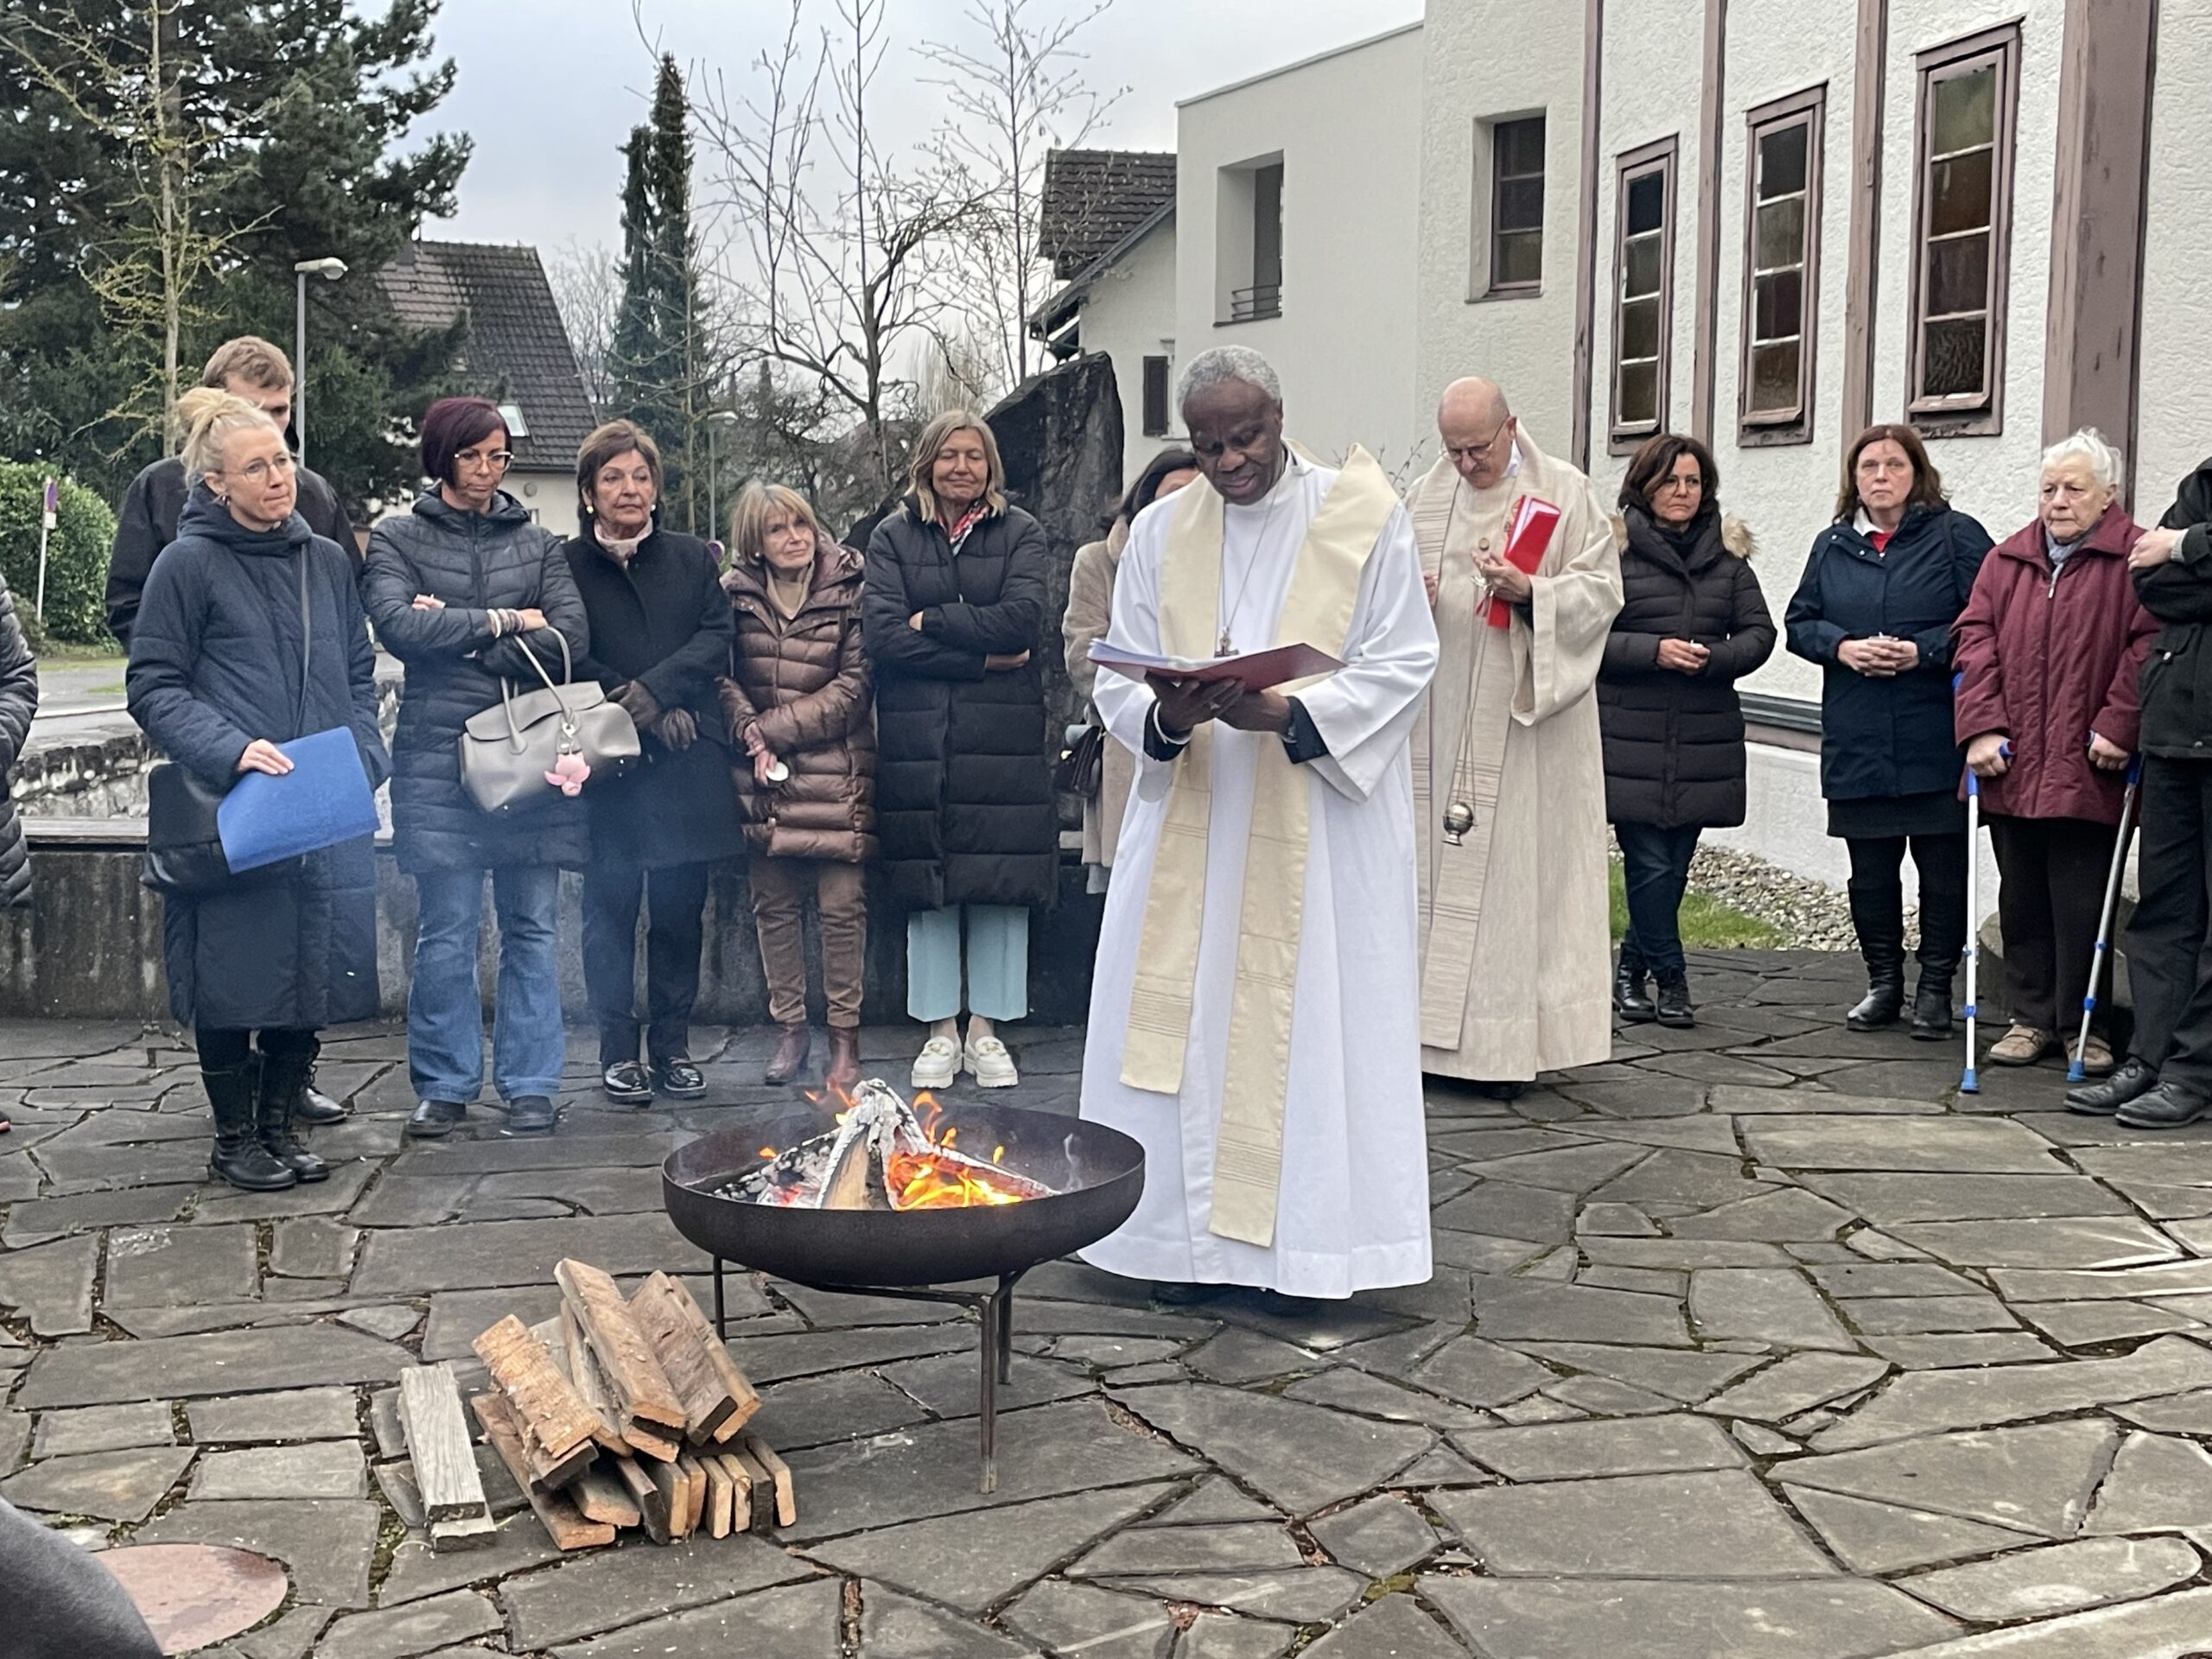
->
[458, 629, 640, 813]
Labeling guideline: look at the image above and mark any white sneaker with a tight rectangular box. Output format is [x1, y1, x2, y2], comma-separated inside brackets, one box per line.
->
[911, 1035, 959, 1090]
[965, 1034, 1019, 1089]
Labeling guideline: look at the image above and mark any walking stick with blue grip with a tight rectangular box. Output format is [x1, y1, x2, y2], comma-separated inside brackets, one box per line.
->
[2069, 753, 2145, 1083]
[1962, 762, 1982, 1095]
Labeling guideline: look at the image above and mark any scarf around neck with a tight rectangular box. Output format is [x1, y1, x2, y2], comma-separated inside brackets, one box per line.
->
[594, 522, 647, 566]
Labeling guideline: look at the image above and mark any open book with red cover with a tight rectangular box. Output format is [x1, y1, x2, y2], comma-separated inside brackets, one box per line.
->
[1087, 639, 1345, 693]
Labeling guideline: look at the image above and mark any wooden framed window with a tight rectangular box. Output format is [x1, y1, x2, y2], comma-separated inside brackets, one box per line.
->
[1489, 115, 1547, 293]
[1610, 137, 1678, 453]
[1908, 24, 2019, 435]
[1141, 356, 1170, 437]
[1739, 87, 1824, 443]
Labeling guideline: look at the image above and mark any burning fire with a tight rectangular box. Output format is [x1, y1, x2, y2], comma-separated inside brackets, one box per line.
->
[734, 1082, 1047, 1211]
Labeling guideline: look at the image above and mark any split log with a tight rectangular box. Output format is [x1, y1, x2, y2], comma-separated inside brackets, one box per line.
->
[703, 1457, 735, 1539]
[649, 1455, 690, 1541]
[710, 1452, 753, 1535]
[429, 1513, 499, 1554]
[395, 1363, 492, 1526]
[674, 1452, 707, 1535]
[555, 1259, 686, 1437]
[556, 1306, 637, 1455]
[569, 1464, 643, 1529]
[740, 1432, 798, 1528]
[471, 1391, 615, 1552]
[474, 1316, 600, 1468]
[613, 1455, 671, 1546]
[627, 1274, 740, 1445]
[659, 1273, 762, 1443]
[728, 1444, 778, 1532]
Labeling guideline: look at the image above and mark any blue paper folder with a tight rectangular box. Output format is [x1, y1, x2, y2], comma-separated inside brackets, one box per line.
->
[217, 727, 379, 874]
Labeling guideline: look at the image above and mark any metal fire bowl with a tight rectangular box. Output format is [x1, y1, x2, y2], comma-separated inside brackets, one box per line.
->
[662, 1103, 1147, 1288]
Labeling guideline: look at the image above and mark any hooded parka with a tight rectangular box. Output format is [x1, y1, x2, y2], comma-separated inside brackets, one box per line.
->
[1598, 505, 1776, 829]
[564, 525, 741, 870]
[2135, 459, 2212, 757]
[125, 489, 389, 1029]
[362, 490, 591, 874]
[862, 498, 1055, 912]
[1953, 505, 2157, 824]
[0, 571, 38, 907]
[718, 543, 877, 865]
[1785, 502, 1994, 803]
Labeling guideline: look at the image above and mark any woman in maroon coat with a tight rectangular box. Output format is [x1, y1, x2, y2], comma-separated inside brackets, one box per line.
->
[1954, 429, 2158, 1075]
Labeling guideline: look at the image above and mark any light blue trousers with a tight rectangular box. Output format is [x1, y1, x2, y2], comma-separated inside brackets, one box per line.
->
[907, 905, 1029, 1022]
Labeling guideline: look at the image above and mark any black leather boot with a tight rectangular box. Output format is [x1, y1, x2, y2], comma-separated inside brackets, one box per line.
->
[205, 1057, 294, 1192]
[1846, 879, 1907, 1031]
[1655, 971, 1695, 1029]
[296, 1035, 348, 1125]
[1912, 854, 1967, 1043]
[1615, 953, 1656, 1025]
[257, 1042, 329, 1183]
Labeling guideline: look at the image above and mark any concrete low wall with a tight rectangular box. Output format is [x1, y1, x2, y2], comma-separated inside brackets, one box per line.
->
[0, 828, 1106, 1029]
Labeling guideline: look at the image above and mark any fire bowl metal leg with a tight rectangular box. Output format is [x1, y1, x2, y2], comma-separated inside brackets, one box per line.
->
[996, 1274, 1016, 1387]
[978, 1288, 1000, 1495]
[713, 1257, 728, 1339]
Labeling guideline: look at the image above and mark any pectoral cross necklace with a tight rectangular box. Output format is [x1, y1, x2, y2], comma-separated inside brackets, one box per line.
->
[1217, 458, 1296, 657]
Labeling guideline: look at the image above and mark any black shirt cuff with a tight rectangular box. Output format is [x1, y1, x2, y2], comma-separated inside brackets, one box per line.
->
[1282, 696, 1330, 765]
[1144, 703, 1191, 761]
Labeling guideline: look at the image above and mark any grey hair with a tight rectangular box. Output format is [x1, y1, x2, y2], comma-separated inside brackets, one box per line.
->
[2042, 427, 2125, 494]
[1177, 346, 1282, 415]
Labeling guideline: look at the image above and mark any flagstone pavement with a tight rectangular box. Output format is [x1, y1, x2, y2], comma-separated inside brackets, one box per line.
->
[9, 949, 2212, 1657]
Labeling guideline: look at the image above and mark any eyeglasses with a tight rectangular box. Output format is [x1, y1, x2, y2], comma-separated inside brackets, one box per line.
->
[1446, 420, 1515, 465]
[458, 449, 514, 471]
[217, 454, 296, 484]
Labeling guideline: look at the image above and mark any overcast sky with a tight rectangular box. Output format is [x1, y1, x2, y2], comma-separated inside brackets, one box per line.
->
[423, 0, 1422, 252]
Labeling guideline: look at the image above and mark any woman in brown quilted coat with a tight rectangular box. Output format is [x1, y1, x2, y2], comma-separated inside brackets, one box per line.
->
[719, 484, 876, 1093]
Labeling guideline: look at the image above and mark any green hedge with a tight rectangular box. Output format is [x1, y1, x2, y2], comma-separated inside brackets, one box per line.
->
[0, 462, 118, 646]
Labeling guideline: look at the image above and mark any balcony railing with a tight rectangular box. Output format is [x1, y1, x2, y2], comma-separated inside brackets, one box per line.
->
[1228, 283, 1282, 323]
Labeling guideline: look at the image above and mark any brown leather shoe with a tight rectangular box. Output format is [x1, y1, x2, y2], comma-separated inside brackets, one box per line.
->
[824, 1027, 862, 1096]
[765, 1023, 811, 1085]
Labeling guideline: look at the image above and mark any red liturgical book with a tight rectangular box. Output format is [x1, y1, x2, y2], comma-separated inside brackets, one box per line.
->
[1088, 639, 1345, 693]
[1485, 495, 1563, 629]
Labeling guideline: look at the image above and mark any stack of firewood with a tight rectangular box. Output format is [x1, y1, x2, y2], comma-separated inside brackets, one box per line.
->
[402, 1257, 791, 1553]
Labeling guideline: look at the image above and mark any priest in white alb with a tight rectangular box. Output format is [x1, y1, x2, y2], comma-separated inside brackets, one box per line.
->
[1077, 346, 1440, 1301]
[1409, 377, 1623, 1095]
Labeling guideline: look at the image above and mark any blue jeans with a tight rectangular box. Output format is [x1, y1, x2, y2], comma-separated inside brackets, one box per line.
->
[409, 866, 565, 1104]
[1616, 822, 1703, 980]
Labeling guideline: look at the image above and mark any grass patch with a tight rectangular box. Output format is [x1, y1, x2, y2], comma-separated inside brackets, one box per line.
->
[33, 643, 124, 666]
[1609, 858, 1783, 950]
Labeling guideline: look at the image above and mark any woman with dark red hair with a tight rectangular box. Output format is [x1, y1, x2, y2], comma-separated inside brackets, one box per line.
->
[364, 397, 590, 1139]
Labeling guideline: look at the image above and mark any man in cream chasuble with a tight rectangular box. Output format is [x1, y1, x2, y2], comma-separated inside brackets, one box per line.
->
[1079, 348, 1440, 1299]
[1411, 378, 1624, 1090]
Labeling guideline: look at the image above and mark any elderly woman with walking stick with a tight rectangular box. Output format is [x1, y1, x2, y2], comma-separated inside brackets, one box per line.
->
[1953, 429, 2155, 1081]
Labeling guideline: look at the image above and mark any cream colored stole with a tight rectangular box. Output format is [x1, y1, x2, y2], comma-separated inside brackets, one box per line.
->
[1408, 461, 1524, 1052]
[1120, 448, 1396, 1246]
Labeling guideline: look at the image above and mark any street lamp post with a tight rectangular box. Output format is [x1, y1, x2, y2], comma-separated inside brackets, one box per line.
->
[292, 257, 348, 469]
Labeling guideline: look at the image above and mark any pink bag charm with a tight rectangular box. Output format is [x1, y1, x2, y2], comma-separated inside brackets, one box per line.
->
[544, 749, 592, 796]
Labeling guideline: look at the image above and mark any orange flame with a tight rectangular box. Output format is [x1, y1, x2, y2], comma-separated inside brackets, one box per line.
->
[884, 1149, 1034, 1208]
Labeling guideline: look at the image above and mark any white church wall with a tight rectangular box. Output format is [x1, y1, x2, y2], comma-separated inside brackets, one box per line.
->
[2135, 18, 2212, 516]
[1175, 24, 1427, 473]
[1412, 0, 1586, 460]
[1076, 222, 1185, 491]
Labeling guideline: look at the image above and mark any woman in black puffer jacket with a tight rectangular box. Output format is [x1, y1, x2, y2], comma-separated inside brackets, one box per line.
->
[1599, 434, 1775, 1029]
[363, 397, 589, 1141]
[864, 410, 1054, 1094]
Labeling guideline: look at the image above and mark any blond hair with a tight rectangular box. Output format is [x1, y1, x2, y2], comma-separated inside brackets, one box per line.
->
[731, 482, 830, 567]
[200, 335, 293, 393]
[908, 410, 1007, 524]
[175, 386, 280, 486]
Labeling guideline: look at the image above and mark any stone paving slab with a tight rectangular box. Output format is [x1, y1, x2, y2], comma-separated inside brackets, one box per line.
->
[16, 959, 2212, 1655]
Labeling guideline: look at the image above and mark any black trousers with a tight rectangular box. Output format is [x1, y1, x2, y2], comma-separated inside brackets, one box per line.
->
[581, 861, 712, 1067]
[1847, 832, 1967, 974]
[1989, 815, 2119, 1033]
[1615, 821, 1703, 979]
[195, 1026, 315, 1069]
[2127, 757, 2212, 1087]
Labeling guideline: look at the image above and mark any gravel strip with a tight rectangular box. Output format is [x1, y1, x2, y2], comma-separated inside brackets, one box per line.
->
[1685, 844, 1867, 950]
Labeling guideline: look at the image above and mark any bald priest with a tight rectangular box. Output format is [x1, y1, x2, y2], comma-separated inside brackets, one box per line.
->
[1077, 346, 1440, 1301]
